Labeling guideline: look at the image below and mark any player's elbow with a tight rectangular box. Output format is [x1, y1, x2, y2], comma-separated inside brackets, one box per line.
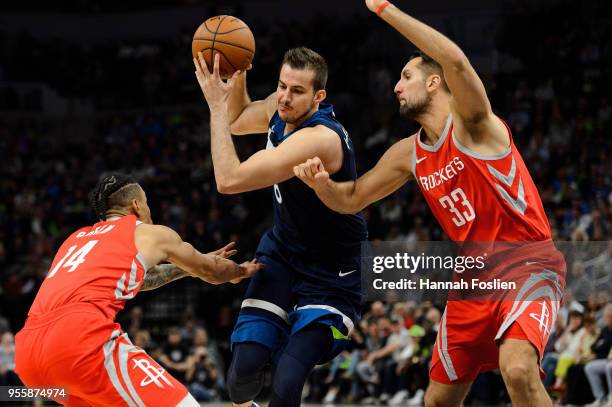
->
[229, 122, 245, 136]
[215, 177, 241, 194]
[446, 49, 470, 72]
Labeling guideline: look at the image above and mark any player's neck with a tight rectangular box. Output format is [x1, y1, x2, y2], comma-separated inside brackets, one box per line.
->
[417, 105, 451, 146]
[104, 210, 129, 221]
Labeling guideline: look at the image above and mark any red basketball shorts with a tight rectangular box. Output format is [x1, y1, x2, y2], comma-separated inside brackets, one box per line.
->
[15, 306, 188, 406]
[430, 270, 563, 384]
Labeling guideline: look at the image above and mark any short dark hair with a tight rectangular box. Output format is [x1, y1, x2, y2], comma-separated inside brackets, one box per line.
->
[281, 47, 328, 91]
[89, 173, 140, 220]
[410, 50, 450, 93]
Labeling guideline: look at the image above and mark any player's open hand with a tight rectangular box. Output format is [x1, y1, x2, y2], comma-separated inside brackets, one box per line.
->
[293, 157, 330, 191]
[209, 241, 237, 259]
[194, 52, 241, 110]
[230, 259, 263, 284]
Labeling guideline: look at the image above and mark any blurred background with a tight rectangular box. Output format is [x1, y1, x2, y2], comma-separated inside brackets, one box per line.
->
[0, 0, 610, 405]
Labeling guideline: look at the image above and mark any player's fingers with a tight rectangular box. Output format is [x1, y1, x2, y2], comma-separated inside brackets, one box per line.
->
[224, 249, 238, 258]
[314, 171, 329, 182]
[226, 70, 241, 89]
[222, 241, 236, 251]
[312, 156, 323, 169]
[294, 164, 306, 179]
[301, 161, 312, 178]
[212, 52, 221, 79]
[198, 52, 210, 78]
[309, 159, 319, 175]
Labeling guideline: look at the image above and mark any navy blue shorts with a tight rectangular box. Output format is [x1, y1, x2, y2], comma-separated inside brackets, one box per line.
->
[231, 230, 363, 363]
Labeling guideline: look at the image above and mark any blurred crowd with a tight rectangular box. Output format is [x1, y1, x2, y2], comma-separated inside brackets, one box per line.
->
[0, 0, 610, 405]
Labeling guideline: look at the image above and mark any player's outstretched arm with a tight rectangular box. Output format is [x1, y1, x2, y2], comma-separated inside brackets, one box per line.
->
[366, 1, 507, 144]
[140, 263, 188, 291]
[136, 224, 262, 286]
[140, 242, 239, 291]
[294, 137, 414, 214]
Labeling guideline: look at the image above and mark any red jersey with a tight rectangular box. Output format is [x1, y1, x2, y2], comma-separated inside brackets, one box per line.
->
[28, 215, 147, 321]
[412, 114, 551, 242]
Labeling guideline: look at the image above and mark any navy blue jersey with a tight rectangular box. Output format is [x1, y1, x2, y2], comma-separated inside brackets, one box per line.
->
[266, 103, 368, 257]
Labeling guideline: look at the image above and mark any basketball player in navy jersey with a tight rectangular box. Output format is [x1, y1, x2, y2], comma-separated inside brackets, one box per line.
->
[194, 48, 368, 407]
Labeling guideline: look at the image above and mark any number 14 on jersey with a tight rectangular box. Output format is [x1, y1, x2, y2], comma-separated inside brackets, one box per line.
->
[47, 240, 99, 278]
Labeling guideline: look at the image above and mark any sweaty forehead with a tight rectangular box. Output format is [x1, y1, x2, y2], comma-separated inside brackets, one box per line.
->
[279, 64, 315, 89]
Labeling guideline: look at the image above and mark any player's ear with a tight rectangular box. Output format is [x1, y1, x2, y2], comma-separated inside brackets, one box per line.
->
[314, 89, 326, 103]
[427, 75, 441, 92]
[130, 199, 142, 218]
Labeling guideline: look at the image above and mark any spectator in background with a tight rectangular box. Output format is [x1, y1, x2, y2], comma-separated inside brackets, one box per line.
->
[542, 314, 567, 388]
[185, 345, 219, 402]
[554, 310, 585, 389]
[0, 315, 9, 336]
[0, 332, 19, 386]
[159, 326, 190, 383]
[585, 304, 612, 407]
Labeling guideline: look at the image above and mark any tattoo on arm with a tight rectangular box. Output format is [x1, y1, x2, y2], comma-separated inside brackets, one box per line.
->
[140, 264, 189, 291]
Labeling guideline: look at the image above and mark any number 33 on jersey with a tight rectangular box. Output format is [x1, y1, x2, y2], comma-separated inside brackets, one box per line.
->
[412, 114, 553, 242]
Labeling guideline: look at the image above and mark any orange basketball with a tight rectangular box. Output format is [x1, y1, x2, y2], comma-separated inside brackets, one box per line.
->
[192, 15, 255, 79]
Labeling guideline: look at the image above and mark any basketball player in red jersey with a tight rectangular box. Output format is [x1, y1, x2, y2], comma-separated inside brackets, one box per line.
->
[294, 1, 565, 406]
[14, 174, 262, 406]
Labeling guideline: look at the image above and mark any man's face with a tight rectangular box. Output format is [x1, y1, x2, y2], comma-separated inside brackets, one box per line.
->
[276, 65, 319, 124]
[394, 58, 432, 119]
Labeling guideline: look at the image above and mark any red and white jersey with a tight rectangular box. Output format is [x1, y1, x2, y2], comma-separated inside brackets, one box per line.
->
[28, 215, 147, 321]
[412, 114, 551, 242]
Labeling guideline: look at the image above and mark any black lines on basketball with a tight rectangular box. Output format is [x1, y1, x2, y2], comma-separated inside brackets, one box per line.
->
[210, 15, 228, 68]
[213, 49, 237, 71]
[192, 39, 255, 54]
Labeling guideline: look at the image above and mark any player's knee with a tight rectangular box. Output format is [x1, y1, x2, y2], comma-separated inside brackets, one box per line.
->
[227, 363, 265, 403]
[500, 360, 533, 391]
[227, 343, 269, 403]
[423, 384, 466, 407]
[423, 388, 447, 407]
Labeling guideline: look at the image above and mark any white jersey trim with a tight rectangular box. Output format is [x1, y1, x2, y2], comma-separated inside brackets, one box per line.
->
[417, 113, 452, 152]
[452, 131, 512, 161]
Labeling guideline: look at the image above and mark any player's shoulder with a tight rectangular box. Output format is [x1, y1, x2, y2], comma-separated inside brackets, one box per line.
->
[135, 223, 181, 244]
[393, 134, 418, 152]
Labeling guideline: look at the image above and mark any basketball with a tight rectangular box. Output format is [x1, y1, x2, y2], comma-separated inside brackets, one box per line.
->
[192, 15, 255, 79]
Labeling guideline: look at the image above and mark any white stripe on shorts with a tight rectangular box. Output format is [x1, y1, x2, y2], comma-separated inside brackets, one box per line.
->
[438, 307, 458, 381]
[117, 335, 147, 407]
[103, 330, 138, 407]
[241, 298, 290, 324]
